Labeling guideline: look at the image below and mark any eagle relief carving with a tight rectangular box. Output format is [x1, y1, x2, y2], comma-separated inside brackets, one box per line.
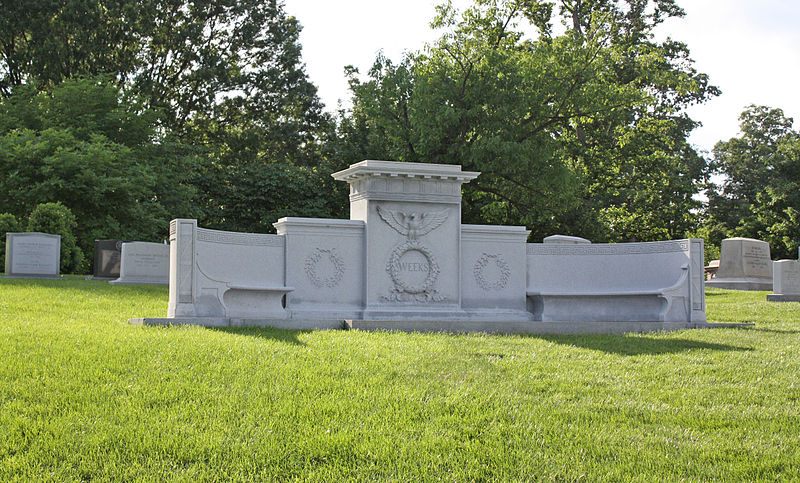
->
[376, 206, 449, 303]
[376, 206, 449, 240]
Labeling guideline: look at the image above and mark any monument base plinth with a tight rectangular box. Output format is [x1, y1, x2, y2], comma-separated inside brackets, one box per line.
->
[766, 294, 800, 302]
[705, 278, 772, 291]
[129, 317, 345, 330]
[346, 319, 699, 334]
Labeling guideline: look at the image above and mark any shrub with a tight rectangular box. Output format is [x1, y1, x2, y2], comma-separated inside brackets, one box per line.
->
[0, 212, 20, 265]
[26, 202, 84, 273]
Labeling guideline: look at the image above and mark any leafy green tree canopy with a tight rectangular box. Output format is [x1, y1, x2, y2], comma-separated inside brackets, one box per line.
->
[707, 105, 800, 259]
[336, 0, 717, 241]
[0, 77, 200, 269]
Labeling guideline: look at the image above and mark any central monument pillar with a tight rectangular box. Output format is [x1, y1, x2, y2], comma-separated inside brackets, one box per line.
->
[332, 161, 479, 319]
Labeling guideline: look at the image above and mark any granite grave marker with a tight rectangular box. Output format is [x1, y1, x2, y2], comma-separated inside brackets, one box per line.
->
[4, 232, 61, 278]
[92, 239, 126, 280]
[705, 237, 772, 291]
[110, 241, 169, 285]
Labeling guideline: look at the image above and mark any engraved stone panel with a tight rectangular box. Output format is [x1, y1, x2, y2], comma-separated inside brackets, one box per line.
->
[274, 217, 364, 318]
[111, 242, 169, 285]
[528, 240, 689, 256]
[197, 228, 283, 247]
[460, 224, 529, 312]
[383, 240, 444, 302]
[707, 237, 772, 291]
[773, 260, 800, 295]
[4, 232, 60, 278]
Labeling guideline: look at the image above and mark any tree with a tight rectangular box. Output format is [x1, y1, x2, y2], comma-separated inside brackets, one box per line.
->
[2, 1, 340, 239]
[0, 77, 200, 265]
[0, 212, 19, 261]
[335, 0, 716, 241]
[707, 105, 800, 259]
[1, 0, 331, 166]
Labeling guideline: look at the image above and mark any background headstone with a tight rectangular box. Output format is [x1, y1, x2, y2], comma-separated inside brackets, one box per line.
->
[92, 239, 126, 280]
[767, 260, 800, 302]
[110, 242, 169, 285]
[706, 237, 772, 291]
[543, 234, 591, 244]
[4, 232, 61, 278]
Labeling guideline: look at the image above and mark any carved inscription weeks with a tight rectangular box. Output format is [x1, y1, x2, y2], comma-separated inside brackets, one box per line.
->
[305, 248, 345, 288]
[473, 253, 510, 291]
[377, 206, 448, 303]
[384, 241, 444, 302]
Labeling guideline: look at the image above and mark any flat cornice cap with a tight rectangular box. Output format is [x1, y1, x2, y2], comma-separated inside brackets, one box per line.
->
[332, 160, 480, 182]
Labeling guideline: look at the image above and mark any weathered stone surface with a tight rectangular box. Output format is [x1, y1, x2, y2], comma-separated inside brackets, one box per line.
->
[4, 232, 60, 278]
[132, 160, 707, 333]
[706, 237, 772, 291]
[167, 220, 290, 319]
[110, 242, 169, 285]
[526, 239, 706, 324]
[767, 259, 800, 302]
[274, 217, 364, 320]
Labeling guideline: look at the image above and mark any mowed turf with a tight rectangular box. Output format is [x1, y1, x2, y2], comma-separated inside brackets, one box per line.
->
[0, 277, 798, 481]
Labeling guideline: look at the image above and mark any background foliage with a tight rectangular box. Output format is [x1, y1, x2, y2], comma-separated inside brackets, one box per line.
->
[335, 0, 718, 242]
[0, 0, 798, 272]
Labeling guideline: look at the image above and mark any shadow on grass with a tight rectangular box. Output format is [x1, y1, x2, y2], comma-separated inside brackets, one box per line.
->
[205, 326, 307, 346]
[535, 334, 753, 356]
[742, 327, 800, 335]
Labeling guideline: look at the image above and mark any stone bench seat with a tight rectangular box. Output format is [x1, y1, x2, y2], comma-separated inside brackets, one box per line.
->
[527, 268, 687, 322]
[226, 283, 294, 293]
[526, 240, 704, 324]
[222, 284, 294, 319]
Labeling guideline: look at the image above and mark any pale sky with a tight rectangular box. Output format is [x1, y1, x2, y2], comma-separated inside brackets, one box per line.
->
[285, 0, 800, 154]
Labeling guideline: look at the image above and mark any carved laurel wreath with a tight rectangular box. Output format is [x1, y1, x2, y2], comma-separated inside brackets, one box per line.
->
[386, 240, 440, 294]
[304, 248, 345, 288]
[473, 253, 511, 291]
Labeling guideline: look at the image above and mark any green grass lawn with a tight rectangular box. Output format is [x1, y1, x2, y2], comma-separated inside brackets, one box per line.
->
[1, 277, 798, 481]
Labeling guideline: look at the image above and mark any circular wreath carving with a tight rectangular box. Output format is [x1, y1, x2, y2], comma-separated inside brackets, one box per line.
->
[386, 240, 440, 294]
[304, 248, 345, 288]
[474, 253, 511, 291]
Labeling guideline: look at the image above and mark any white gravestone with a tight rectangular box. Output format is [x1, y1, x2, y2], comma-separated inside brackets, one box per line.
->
[110, 242, 169, 285]
[4, 232, 61, 278]
[767, 260, 800, 302]
[705, 237, 772, 291]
